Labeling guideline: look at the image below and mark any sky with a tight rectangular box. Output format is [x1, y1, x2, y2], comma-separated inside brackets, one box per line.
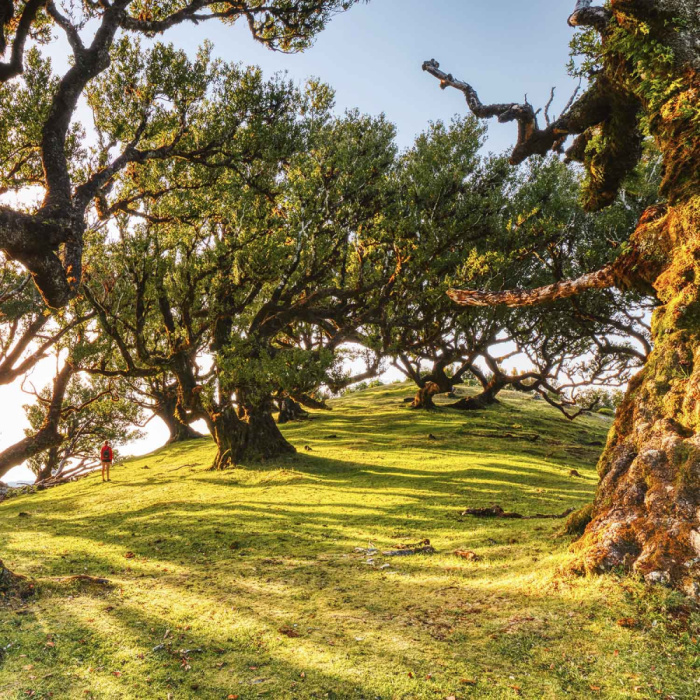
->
[2, 0, 584, 484]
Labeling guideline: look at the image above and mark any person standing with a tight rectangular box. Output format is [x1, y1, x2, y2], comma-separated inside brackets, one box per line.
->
[100, 440, 113, 482]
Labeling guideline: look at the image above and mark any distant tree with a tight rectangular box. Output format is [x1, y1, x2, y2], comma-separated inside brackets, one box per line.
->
[377, 119, 652, 415]
[25, 374, 144, 482]
[424, 0, 700, 591]
[122, 375, 203, 445]
[83, 79, 399, 469]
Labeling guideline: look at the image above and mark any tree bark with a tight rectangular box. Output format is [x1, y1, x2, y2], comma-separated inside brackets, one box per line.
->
[242, 401, 296, 460]
[277, 397, 309, 424]
[208, 406, 248, 471]
[156, 394, 203, 444]
[448, 376, 507, 410]
[572, 205, 700, 595]
[207, 400, 295, 470]
[410, 381, 442, 410]
[567, 1, 700, 595]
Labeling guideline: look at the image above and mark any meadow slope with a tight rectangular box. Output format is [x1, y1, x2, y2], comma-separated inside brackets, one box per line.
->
[0, 384, 698, 699]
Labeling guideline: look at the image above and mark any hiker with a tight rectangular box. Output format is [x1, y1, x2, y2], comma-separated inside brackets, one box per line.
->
[100, 440, 113, 482]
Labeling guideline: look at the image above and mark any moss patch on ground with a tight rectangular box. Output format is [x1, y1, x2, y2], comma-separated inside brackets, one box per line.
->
[1, 384, 698, 699]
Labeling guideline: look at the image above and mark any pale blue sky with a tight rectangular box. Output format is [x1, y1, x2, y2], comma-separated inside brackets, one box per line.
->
[165, 0, 581, 152]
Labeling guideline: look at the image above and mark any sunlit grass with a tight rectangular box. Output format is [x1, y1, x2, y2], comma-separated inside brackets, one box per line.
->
[1, 383, 698, 699]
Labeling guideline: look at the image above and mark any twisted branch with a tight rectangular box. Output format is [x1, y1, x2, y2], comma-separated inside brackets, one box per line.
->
[447, 265, 617, 308]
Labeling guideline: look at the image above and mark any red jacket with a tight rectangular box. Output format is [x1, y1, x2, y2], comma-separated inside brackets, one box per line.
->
[100, 445, 113, 461]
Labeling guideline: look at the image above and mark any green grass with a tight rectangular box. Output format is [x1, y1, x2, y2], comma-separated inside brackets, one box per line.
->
[1, 383, 698, 699]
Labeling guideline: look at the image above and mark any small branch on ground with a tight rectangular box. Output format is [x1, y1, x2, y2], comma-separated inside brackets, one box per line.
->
[460, 505, 575, 519]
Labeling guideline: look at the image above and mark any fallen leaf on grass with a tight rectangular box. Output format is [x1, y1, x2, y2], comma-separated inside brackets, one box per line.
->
[617, 618, 637, 628]
[589, 685, 602, 691]
[111, 671, 122, 677]
[460, 678, 477, 685]
[279, 626, 300, 638]
[124, 552, 135, 559]
[509, 685, 522, 695]
[454, 549, 481, 561]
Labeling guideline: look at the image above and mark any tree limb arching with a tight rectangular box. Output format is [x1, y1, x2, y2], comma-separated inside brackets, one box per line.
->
[447, 265, 617, 308]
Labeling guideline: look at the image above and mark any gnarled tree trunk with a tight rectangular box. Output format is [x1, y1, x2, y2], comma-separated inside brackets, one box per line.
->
[566, 1, 700, 595]
[425, 0, 700, 592]
[572, 203, 700, 594]
[208, 406, 248, 471]
[449, 375, 507, 410]
[156, 394, 203, 444]
[277, 397, 309, 424]
[242, 401, 296, 460]
[206, 400, 295, 470]
[410, 381, 442, 409]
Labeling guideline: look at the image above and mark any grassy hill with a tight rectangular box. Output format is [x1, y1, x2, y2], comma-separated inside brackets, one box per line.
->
[1, 384, 698, 699]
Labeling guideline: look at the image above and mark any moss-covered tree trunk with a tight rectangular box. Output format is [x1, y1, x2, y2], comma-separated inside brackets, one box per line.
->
[241, 400, 296, 460]
[449, 373, 508, 411]
[208, 406, 248, 471]
[425, 0, 700, 592]
[568, 1, 700, 594]
[410, 381, 442, 409]
[277, 397, 309, 424]
[156, 394, 202, 444]
[206, 399, 295, 470]
[573, 201, 700, 593]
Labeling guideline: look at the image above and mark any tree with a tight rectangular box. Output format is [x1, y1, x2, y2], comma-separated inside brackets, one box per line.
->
[83, 79, 399, 469]
[25, 374, 144, 482]
[424, 0, 700, 594]
[379, 119, 651, 415]
[0, 355, 74, 479]
[124, 375, 203, 444]
[0, 0, 360, 308]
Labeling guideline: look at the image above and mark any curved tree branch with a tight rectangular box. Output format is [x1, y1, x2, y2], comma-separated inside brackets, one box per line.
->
[447, 265, 617, 308]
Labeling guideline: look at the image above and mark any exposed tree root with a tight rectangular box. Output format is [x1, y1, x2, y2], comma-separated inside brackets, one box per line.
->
[0, 560, 33, 598]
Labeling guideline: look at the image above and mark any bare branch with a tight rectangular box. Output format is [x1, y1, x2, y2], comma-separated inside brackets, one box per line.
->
[567, 1, 612, 29]
[447, 265, 617, 308]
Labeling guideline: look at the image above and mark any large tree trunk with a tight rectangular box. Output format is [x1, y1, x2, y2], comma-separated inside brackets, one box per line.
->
[207, 399, 295, 470]
[568, 1, 700, 595]
[242, 401, 296, 460]
[156, 394, 203, 444]
[277, 397, 309, 424]
[449, 375, 507, 410]
[572, 203, 700, 595]
[208, 406, 248, 471]
[424, 0, 700, 592]
[410, 381, 442, 409]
